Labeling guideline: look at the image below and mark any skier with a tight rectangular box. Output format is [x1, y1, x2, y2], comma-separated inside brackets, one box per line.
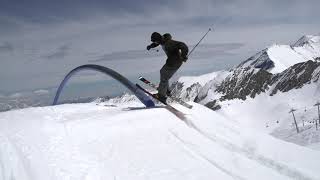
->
[146, 32, 189, 102]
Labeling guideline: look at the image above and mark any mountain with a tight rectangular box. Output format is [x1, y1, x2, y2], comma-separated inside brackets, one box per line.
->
[270, 60, 320, 95]
[170, 34, 320, 107]
[236, 34, 320, 74]
[168, 34, 320, 148]
[209, 60, 320, 102]
[0, 93, 111, 112]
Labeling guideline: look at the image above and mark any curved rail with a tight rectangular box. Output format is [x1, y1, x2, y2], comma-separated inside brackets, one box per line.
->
[52, 64, 155, 107]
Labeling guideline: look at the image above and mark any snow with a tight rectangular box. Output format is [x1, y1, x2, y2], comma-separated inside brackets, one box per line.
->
[1, 98, 320, 179]
[242, 50, 266, 68]
[1, 34, 320, 180]
[267, 35, 320, 74]
[292, 35, 320, 65]
[177, 71, 229, 92]
[293, 35, 320, 47]
[168, 46, 320, 149]
[308, 142, 320, 151]
[182, 60, 320, 148]
[312, 64, 320, 82]
[174, 71, 230, 103]
[239, 35, 320, 74]
[215, 80, 320, 147]
[267, 45, 308, 74]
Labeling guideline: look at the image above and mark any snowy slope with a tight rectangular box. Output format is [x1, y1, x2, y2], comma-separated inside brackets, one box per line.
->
[174, 61, 320, 146]
[217, 82, 320, 132]
[170, 71, 230, 103]
[165, 35, 320, 150]
[267, 45, 309, 74]
[237, 35, 320, 74]
[177, 71, 229, 91]
[293, 35, 320, 55]
[1, 101, 320, 180]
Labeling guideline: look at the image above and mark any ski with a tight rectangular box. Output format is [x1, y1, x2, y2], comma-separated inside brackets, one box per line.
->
[138, 76, 193, 109]
[136, 84, 186, 120]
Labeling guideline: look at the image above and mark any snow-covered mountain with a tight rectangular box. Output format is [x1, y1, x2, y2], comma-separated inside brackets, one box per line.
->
[236, 34, 320, 74]
[171, 34, 320, 105]
[0, 92, 110, 112]
[169, 34, 320, 148]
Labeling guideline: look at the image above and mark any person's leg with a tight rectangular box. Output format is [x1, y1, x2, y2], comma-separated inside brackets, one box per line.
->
[158, 64, 180, 97]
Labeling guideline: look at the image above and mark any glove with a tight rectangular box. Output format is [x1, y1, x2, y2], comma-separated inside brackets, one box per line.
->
[182, 56, 188, 62]
[147, 45, 151, 51]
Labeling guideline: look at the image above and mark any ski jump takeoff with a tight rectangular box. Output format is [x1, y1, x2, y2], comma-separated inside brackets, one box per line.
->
[146, 32, 189, 103]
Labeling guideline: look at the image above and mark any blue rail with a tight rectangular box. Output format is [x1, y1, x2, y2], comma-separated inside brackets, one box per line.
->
[52, 64, 155, 107]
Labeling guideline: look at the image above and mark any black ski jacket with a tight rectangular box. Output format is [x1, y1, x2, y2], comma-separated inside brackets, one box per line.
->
[148, 35, 188, 67]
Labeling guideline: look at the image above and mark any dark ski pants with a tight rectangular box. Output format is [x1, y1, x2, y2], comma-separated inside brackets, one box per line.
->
[158, 63, 181, 97]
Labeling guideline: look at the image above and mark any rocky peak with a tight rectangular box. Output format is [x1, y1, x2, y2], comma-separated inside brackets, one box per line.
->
[170, 81, 202, 102]
[216, 67, 272, 100]
[270, 60, 320, 95]
[236, 49, 275, 71]
[169, 34, 320, 111]
[292, 35, 320, 47]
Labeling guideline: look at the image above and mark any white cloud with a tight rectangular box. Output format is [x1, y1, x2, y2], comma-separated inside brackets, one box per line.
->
[33, 89, 50, 95]
[9, 92, 24, 98]
[0, 0, 319, 95]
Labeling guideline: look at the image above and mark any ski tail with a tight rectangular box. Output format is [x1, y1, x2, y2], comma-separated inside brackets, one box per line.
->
[138, 76, 158, 89]
[138, 76, 150, 84]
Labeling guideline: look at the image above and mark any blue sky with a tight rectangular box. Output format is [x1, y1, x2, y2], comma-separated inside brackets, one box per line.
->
[0, 0, 319, 98]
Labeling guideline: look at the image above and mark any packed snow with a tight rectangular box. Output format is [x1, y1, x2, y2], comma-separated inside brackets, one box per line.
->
[1, 98, 320, 179]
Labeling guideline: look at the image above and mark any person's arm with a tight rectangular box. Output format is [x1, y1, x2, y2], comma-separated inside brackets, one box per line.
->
[147, 42, 159, 50]
[178, 41, 189, 61]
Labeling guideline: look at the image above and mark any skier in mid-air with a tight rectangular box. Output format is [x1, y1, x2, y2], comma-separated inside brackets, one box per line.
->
[146, 32, 189, 102]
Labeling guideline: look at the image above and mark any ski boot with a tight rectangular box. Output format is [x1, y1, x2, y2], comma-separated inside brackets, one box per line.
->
[153, 93, 167, 103]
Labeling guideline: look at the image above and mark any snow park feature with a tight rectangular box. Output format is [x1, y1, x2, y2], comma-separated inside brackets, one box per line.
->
[1, 34, 320, 180]
[52, 64, 155, 108]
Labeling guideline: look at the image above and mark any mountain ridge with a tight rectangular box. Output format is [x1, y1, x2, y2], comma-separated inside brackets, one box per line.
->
[170, 34, 320, 109]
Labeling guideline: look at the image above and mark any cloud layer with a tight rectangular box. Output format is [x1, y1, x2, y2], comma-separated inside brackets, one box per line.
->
[0, 0, 319, 96]
[0, 42, 14, 52]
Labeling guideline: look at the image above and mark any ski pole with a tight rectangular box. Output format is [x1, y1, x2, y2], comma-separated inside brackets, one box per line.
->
[187, 28, 212, 58]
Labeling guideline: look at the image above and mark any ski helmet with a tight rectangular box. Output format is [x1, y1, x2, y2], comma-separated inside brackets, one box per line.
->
[151, 32, 162, 43]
